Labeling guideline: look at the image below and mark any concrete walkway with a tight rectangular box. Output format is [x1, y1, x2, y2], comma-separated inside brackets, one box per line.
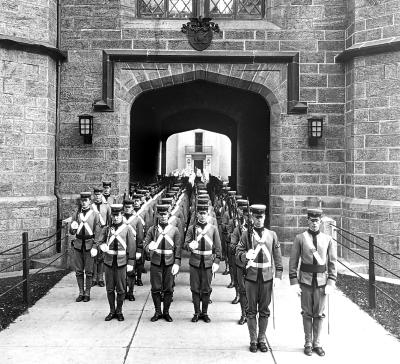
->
[1, 256, 399, 364]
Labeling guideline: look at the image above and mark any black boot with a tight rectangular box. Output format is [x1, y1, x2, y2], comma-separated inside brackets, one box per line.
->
[238, 294, 247, 325]
[231, 287, 240, 304]
[75, 275, 84, 302]
[200, 293, 211, 323]
[222, 262, 229, 275]
[151, 292, 163, 322]
[105, 291, 116, 321]
[136, 272, 143, 286]
[163, 293, 173, 322]
[191, 292, 201, 322]
[116, 294, 124, 321]
[83, 275, 92, 302]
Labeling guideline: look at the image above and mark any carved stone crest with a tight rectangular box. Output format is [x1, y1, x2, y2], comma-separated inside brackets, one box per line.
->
[181, 16, 220, 51]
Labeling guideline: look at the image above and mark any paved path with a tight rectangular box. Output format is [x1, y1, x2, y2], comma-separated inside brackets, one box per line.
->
[1, 257, 399, 364]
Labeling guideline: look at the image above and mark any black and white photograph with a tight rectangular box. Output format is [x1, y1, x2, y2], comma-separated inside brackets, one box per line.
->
[0, 0, 399, 363]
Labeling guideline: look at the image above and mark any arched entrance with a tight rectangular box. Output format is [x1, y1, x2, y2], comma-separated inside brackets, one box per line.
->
[130, 79, 270, 205]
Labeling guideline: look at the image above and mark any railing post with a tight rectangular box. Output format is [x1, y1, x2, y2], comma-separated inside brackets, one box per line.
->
[22, 232, 30, 305]
[368, 235, 376, 309]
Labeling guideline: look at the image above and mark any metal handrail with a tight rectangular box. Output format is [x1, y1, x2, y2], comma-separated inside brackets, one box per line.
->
[0, 243, 24, 256]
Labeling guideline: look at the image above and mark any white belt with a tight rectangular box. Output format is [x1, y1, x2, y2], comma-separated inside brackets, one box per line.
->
[155, 249, 173, 255]
[107, 250, 126, 256]
[192, 250, 212, 256]
[248, 261, 271, 268]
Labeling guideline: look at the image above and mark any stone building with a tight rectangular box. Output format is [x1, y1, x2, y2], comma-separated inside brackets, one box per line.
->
[166, 129, 231, 178]
[1, 0, 399, 271]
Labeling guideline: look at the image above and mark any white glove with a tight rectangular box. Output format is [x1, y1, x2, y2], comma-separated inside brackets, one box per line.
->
[90, 248, 98, 257]
[71, 221, 78, 230]
[148, 241, 158, 251]
[245, 249, 256, 260]
[127, 264, 134, 272]
[99, 244, 108, 252]
[189, 240, 199, 250]
[136, 252, 142, 260]
[273, 278, 281, 288]
[291, 284, 302, 296]
[171, 264, 180, 275]
[212, 263, 219, 274]
[325, 285, 335, 295]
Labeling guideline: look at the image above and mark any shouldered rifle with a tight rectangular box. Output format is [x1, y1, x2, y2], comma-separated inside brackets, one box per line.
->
[246, 198, 254, 250]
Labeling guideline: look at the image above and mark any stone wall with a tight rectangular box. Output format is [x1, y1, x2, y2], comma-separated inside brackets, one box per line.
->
[341, 0, 400, 273]
[0, 1, 58, 269]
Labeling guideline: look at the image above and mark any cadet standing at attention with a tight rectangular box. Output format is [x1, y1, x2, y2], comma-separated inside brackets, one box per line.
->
[289, 208, 337, 357]
[236, 204, 283, 353]
[70, 192, 101, 302]
[184, 204, 221, 323]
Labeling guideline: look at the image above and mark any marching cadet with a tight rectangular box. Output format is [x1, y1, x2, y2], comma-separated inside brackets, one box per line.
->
[102, 181, 112, 203]
[289, 208, 337, 357]
[143, 205, 181, 322]
[236, 204, 283, 353]
[91, 187, 111, 287]
[229, 199, 249, 323]
[99, 204, 136, 322]
[70, 192, 101, 302]
[123, 199, 144, 301]
[184, 204, 222, 323]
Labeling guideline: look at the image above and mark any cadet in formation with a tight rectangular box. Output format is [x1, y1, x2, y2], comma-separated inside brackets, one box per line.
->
[70, 192, 101, 302]
[91, 187, 111, 287]
[123, 198, 144, 301]
[236, 204, 283, 353]
[289, 208, 337, 357]
[144, 204, 182, 322]
[184, 204, 221, 323]
[99, 204, 136, 321]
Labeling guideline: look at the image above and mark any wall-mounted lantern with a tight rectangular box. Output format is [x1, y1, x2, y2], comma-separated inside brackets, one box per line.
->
[78, 114, 93, 144]
[308, 117, 323, 146]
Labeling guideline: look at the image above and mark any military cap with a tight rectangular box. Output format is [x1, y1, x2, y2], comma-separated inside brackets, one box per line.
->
[161, 197, 173, 205]
[130, 194, 142, 200]
[307, 208, 323, 218]
[80, 192, 91, 199]
[234, 195, 243, 199]
[166, 192, 176, 197]
[197, 204, 209, 212]
[156, 204, 170, 214]
[198, 189, 208, 194]
[93, 187, 103, 193]
[110, 204, 123, 214]
[197, 199, 209, 205]
[198, 194, 209, 198]
[236, 199, 249, 208]
[225, 187, 231, 191]
[123, 199, 134, 206]
[228, 190, 236, 195]
[137, 189, 149, 194]
[250, 204, 266, 215]
[170, 187, 180, 191]
[103, 181, 112, 187]
[222, 181, 229, 186]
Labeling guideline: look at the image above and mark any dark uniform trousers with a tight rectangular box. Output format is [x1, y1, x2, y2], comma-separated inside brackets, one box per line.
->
[245, 278, 273, 344]
[237, 266, 248, 315]
[301, 282, 326, 347]
[150, 262, 174, 314]
[73, 244, 94, 296]
[93, 250, 104, 283]
[190, 263, 213, 315]
[228, 243, 237, 285]
[104, 264, 127, 314]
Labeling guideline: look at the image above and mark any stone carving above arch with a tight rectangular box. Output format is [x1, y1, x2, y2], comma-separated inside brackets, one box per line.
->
[92, 50, 307, 115]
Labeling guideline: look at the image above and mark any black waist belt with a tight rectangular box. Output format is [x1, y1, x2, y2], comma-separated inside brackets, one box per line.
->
[76, 235, 94, 240]
[300, 263, 326, 273]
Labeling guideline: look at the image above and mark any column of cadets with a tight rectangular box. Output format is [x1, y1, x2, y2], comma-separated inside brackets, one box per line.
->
[69, 173, 337, 356]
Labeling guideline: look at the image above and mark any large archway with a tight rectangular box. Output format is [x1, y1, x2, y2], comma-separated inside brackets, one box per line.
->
[130, 79, 270, 206]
